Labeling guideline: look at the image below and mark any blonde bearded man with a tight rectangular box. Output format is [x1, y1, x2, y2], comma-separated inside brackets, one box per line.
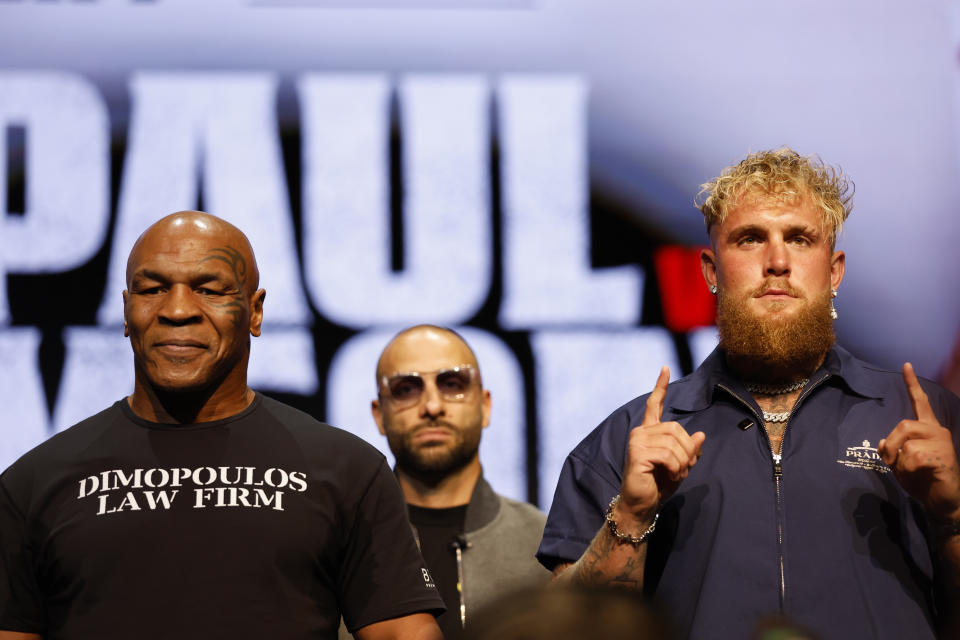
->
[537, 149, 960, 640]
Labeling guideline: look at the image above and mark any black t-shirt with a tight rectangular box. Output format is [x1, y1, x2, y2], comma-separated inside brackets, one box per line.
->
[408, 504, 468, 640]
[0, 394, 443, 639]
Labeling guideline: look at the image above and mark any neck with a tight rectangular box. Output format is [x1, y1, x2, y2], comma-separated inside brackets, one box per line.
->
[398, 457, 481, 509]
[128, 373, 254, 423]
[724, 349, 827, 387]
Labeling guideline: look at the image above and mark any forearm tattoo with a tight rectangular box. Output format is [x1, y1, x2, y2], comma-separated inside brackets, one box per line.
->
[573, 524, 646, 590]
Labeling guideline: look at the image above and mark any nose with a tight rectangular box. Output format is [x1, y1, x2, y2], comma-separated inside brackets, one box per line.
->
[419, 381, 445, 420]
[764, 237, 790, 277]
[158, 284, 202, 326]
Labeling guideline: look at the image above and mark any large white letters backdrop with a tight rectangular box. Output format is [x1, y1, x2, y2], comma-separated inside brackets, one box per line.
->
[1, 69, 712, 508]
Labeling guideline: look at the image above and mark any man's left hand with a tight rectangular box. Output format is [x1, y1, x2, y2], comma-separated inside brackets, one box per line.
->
[879, 363, 960, 524]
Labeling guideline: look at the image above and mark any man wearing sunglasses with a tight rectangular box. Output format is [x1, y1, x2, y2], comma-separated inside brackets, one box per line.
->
[370, 325, 550, 639]
[537, 149, 960, 639]
[0, 212, 444, 640]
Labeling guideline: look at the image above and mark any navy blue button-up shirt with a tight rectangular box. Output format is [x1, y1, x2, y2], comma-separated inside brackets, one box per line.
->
[538, 345, 960, 640]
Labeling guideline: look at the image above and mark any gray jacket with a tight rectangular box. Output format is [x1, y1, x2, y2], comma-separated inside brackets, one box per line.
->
[429, 476, 550, 623]
[339, 476, 548, 638]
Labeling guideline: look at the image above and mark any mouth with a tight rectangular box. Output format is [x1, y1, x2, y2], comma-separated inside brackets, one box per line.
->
[757, 291, 795, 300]
[411, 426, 454, 443]
[153, 339, 208, 356]
[754, 284, 799, 300]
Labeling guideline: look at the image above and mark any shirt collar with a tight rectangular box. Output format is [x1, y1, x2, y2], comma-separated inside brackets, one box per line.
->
[669, 344, 885, 413]
[463, 473, 501, 532]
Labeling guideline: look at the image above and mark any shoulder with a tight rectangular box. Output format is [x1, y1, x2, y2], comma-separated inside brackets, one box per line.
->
[573, 371, 707, 450]
[833, 347, 960, 424]
[0, 401, 126, 506]
[4, 401, 125, 473]
[863, 361, 954, 397]
[470, 490, 547, 553]
[564, 375, 703, 466]
[568, 395, 647, 460]
[253, 395, 392, 488]
[838, 348, 959, 401]
[256, 394, 387, 459]
[496, 493, 547, 527]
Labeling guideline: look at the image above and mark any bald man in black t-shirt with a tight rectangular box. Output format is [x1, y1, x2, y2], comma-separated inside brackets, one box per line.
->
[0, 212, 443, 640]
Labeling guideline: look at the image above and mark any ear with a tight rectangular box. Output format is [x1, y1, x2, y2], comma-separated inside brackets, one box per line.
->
[371, 399, 386, 436]
[700, 248, 718, 289]
[122, 290, 130, 337]
[249, 289, 266, 337]
[830, 250, 845, 290]
[480, 389, 492, 429]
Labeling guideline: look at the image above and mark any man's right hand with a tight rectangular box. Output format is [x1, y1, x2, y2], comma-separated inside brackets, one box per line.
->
[617, 366, 706, 531]
[553, 366, 706, 589]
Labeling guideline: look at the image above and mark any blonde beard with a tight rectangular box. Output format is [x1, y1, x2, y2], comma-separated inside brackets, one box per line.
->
[716, 287, 835, 384]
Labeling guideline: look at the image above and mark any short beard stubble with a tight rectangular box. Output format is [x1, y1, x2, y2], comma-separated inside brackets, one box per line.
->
[717, 286, 835, 384]
[388, 420, 482, 487]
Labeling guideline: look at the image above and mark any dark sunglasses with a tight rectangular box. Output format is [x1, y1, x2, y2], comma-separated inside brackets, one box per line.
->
[379, 365, 480, 409]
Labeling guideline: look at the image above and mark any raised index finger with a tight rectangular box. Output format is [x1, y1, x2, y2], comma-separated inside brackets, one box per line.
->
[903, 362, 937, 423]
[642, 366, 670, 427]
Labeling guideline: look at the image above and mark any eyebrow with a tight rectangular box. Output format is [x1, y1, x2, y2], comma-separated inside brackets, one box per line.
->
[131, 270, 232, 286]
[786, 224, 820, 236]
[727, 223, 820, 239]
[726, 224, 766, 240]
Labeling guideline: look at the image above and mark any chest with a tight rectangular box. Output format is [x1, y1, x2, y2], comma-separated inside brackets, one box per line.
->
[29, 459, 347, 597]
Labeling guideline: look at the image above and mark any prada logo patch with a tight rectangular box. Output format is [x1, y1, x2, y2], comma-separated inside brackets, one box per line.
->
[836, 439, 890, 473]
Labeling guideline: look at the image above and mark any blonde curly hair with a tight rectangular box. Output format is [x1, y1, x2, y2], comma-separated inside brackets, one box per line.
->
[695, 147, 853, 248]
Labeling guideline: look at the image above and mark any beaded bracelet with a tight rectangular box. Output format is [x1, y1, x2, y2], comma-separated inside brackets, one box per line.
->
[604, 494, 658, 546]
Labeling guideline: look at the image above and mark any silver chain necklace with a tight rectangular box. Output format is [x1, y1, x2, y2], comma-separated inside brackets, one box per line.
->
[762, 411, 791, 423]
[745, 378, 808, 395]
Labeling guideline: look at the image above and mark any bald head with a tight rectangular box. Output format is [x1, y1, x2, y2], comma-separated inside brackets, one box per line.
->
[126, 211, 260, 296]
[372, 325, 490, 489]
[376, 325, 480, 383]
[122, 211, 268, 420]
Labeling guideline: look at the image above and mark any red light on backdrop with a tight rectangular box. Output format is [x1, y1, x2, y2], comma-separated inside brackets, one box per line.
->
[654, 246, 715, 332]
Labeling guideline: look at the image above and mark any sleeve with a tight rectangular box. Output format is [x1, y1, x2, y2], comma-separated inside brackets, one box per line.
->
[0, 475, 45, 634]
[337, 461, 445, 633]
[536, 405, 636, 571]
